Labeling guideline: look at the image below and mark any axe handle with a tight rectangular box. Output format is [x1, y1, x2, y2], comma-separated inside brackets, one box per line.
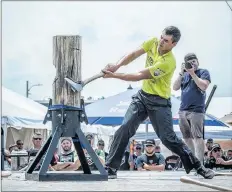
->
[180, 176, 232, 191]
[215, 172, 232, 176]
[83, 72, 105, 87]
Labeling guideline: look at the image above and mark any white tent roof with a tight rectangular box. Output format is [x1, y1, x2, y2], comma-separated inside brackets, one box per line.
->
[1, 86, 50, 130]
[206, 97, 232, 118]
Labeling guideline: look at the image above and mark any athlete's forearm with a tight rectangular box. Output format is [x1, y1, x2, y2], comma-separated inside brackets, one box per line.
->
[116, 52, 138, 67]
[111, 73, 144, 82]
[146, 164, 165, 171]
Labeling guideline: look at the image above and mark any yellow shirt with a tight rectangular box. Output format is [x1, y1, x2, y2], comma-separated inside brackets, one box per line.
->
[141, 37, 176, 99]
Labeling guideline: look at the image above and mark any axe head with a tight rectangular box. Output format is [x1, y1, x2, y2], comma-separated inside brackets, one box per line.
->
[64, 77, 83, 92]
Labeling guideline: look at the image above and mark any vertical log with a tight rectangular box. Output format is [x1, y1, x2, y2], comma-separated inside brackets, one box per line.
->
[52, 36, 82, 107]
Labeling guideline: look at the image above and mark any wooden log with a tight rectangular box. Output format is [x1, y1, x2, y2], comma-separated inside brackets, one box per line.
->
[52, 36, 82, 107]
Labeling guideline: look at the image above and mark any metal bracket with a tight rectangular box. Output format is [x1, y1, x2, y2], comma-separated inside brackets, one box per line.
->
[80, 99, 88, 124]
[43, 99, 52, 124]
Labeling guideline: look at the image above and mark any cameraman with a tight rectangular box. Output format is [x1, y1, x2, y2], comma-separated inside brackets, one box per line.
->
[173, 53, 211, 163]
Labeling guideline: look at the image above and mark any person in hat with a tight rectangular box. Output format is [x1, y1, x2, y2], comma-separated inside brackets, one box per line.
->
[85, 133, 94, 147]
[204, 138, 214, 158]
[136, 139, 165, 171]
[205, 144, 232, 169]
[95, 139, 108, 161]
[129, 143, 143, 170]
[173, 53, 211, 164]
[102, 26, 214, 179]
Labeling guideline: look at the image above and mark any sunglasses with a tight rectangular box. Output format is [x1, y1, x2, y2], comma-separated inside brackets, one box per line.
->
[33, 138, 42, 140]
[213, 148, 221, 153]
[145, 145, 154, 147]
[136, 147, 142, 150]
[98, 143, 104, 146]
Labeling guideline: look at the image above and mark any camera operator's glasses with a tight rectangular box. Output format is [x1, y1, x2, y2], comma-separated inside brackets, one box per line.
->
[213, 148, 221, 152]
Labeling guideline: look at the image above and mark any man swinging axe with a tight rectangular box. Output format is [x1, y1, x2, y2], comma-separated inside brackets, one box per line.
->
[101, 26, 215, 179]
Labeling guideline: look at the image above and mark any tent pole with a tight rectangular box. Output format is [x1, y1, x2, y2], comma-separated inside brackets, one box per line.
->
[145, 123, 148, 139]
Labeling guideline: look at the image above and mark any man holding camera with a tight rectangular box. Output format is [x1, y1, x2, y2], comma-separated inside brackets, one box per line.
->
[173, 53, 211, 163]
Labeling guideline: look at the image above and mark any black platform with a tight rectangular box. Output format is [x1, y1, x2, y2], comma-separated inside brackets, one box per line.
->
[25, 101, 108, 181]
[25, 171, 108, 181]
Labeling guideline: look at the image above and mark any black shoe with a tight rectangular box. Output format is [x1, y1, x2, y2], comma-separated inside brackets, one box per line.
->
[197, 166, 215, 179]
[106, 167, 117, 179]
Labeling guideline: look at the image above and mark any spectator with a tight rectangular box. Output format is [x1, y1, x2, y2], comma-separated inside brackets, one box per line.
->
[30, 133, 43, 151]
[129, 143, 143, 170]
[95, 139, 108, 161]
[59, 138, 75, 162]
[227, 150, 232, 160]
[52, 138, 81, 171]
[204, 138, 214, 159]
[20, 133, 57, 171]
[165, 152, 180, 170]
[204, 144, 232, 169]
[86, 133, 95, 147]
[16, 140, 25, 151]
[173, 53, 211, 163]
[136, 139, 165, 171]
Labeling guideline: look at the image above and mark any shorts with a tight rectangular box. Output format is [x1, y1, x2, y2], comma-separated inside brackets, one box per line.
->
[178, 110, 205, 139]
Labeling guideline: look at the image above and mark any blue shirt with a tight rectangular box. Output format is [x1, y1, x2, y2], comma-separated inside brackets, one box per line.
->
[136, 153, 165, 169]
[180, 69, 211, 113]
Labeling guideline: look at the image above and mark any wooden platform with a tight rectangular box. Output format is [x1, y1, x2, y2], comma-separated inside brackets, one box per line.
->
[2, 170, 232, 191]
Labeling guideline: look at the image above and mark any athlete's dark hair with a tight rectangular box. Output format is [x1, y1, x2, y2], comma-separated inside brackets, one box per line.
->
[163, 26, 181, 43]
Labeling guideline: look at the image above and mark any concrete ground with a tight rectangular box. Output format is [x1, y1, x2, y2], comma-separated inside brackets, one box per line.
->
[1, 170, 232, 191]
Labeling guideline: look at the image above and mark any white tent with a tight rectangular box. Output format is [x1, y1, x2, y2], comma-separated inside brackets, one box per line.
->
[1, 86, 51, 149]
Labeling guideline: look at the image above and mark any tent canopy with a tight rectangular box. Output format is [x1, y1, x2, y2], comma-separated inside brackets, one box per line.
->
[85, 87, 229, 127]
[1, 86, 50, 130]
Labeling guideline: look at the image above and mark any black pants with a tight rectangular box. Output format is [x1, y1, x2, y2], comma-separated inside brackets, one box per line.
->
[106, 90, 201, 173]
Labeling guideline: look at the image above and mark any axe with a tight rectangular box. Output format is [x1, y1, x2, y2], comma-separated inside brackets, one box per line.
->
[65, 72, 105, 92]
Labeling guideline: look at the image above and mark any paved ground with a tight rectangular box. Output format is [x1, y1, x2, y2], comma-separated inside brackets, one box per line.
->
[1, 170, 232, 191]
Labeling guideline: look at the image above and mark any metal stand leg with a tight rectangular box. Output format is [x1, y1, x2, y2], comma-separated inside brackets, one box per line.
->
[76, 129, 107, 175]
[39, 126, 62, 175]
[1, 127, 5, 171]
[27, 135, 52, 173]
[72, 136, 91, 174]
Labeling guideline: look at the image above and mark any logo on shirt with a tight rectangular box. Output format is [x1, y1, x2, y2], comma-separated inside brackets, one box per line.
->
[154, 68, 165, 76]
[147, 56, 154, 66]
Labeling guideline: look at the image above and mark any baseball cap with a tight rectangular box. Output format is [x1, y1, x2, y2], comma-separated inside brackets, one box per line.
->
[32, 133, 43, 139]
[61, 137, 72, 143]
[210, 143, 221, 152]
[206, 138, 213, 143]
[144, 139, 156, 146]
[184, 53, 198, 63]
[135, 143, 142, 149]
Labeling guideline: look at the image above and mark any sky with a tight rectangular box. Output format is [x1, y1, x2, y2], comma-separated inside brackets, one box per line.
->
[2, 1, 232, 101]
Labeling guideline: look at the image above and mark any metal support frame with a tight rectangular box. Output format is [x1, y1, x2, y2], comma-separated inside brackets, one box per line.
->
[1, 127, 5, 171]
[25, 101, 108, 181]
